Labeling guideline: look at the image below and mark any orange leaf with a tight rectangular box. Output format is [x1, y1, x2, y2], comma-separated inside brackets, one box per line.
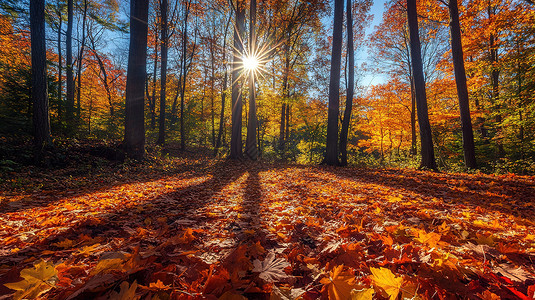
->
[320, 265, 358, 300]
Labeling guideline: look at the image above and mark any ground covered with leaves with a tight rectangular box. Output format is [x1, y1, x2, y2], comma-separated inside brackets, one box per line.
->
[1, 145, 535, 299]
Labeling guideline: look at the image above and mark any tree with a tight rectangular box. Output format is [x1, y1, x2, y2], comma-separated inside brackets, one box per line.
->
[178, 0, 195, 151]
[124, 0, 149, 159]
[324, 0, 344, 166]
[230, 0, 245, 159]
[407, 0, 437, 169]
[30, 0, 51, 157]
[215, 11, 232, 156]
[157, 0, 168, 145]
[339, 0, 354, 166]
[245, 0, 258, 160]
[448, 0, 476, 169]
[369, 2, 448, 156]
[75, 0, 88, 121]
[54, 0, 64, 122]
[66, 0, 74, 128]
[147, 0, 159, 129]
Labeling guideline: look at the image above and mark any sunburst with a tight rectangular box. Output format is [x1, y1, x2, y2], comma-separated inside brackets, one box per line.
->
[242, 55, 259, 72]
[229, 28, 281, 88]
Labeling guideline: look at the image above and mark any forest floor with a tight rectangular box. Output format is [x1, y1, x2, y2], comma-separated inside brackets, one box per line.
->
[0, 143, 535, 299]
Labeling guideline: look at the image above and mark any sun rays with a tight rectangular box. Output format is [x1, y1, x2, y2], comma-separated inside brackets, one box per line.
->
[242, 55, 259, 71]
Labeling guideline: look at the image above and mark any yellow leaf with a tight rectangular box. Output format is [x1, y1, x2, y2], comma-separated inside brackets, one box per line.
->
[52, 239, 74, 249]
[320, 265, 358, 300]
[109, 281, 138, 300]
[149, 279, 170, 290]
[91, 258, 124, 275]
[78, 243, 101, 256]
[386, 196, 402, 203]
[438, 222, 450, 233]
[414, 230, 441, 248]
[370, 267, 403, 300]
[351, 288, 374, 300]
[4, 260, 57, 300]
[475, 233, 495, 246]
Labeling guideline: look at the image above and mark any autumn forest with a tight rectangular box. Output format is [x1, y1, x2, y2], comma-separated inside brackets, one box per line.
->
[1, 0, 535, 298]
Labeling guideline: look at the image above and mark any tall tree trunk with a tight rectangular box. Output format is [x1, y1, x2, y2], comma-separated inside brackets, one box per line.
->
[448, 0, 477, 169]
[279, 103, 286, 152]
[30, 0, 52, 159]
[407, 0, 437, 170]
[325, 0, 344, 166]
[230, 0, 245, 159]
[56, 1, 62, 122]
[150, 23, 158, 129]
[245, 0, 258, 160]
[285, 103, 290, 144]
[66, 0, 75, 129]
[210, 36, 215, 147]
[76, 0, 88, 120]
[95, 55, 114, 117]
[340, 0, 354, 166]
[410, 75, 417, 155]
[179, 3, 191, 151]
[215, 13, 232, 155]
[488, 6, 503, 158]
[279, 46, 290, 154]
[157, 0, 168, 145]
[125, 0, 149, 160]
[90, 36, 114, 118]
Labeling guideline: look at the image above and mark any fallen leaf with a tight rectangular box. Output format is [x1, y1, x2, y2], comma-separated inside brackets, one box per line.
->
[252, 251, 290, 282]
[370, 267, 403, 300]
[351, 288, 374, 300]
[4, 260, 58, 300]
[320, 265, 358, 300]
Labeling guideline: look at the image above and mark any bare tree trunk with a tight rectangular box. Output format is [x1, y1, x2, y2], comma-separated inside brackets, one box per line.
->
[150, 23, 158, 129]
[279, 47, 290, 155]
[90, 36, 115, 118]
[210, 36, 215, 147]
[179, 2, 191, 151]
[30, 0, 52, 159]
[66, 0, 75, 129]
[56, 1, 62, 122]
[279, 103, 286, 152]
[325, 0, 344, 165]
[245, 0, 258, 160]
[449, 0, 477, 169]
[340, 0, 354, 166]
[76, 0, 88, 121]
[407, 0, 437, 170]
[230, 0, 245, 159]
[285, 103, 290, 144]
[215, 13, 231, 155]
[157, 0, 168, 145]
[125, 0, 149, 160]
[488, 5, 504, 158]
[410, 75, 417, 155]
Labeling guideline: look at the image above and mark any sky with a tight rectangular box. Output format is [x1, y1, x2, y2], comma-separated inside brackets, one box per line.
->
[358, 0, 387, 89]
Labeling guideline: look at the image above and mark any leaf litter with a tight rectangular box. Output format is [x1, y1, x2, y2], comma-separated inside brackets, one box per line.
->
[0, 153, 534, 299]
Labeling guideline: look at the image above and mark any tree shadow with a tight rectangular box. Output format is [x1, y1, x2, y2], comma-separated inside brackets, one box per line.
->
[320, 166, 535, 219]
[0, 157, 212, 214]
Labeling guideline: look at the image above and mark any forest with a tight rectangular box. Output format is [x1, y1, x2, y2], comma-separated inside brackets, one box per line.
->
[0, 0, 535, 299]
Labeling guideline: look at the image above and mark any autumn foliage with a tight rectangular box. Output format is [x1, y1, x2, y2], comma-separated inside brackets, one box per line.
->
[1, 148, 534, 299]
[1, 0, 535, 297]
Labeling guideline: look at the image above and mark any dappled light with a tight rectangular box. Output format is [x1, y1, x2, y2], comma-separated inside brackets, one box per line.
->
[1, 0, 535, 298]
[1, 152, 534, 298]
